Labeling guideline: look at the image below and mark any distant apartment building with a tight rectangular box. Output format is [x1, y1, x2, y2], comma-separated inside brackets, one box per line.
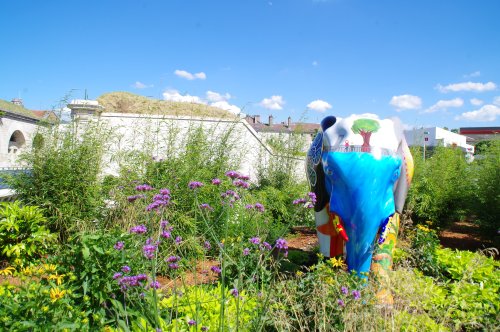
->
[404, 127, 475, 159]
[459, 127, 499, 145]
[244, 114, 320, 152]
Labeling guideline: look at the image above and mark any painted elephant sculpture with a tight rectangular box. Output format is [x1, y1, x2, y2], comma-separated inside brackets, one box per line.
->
[306, 114, 414, 303]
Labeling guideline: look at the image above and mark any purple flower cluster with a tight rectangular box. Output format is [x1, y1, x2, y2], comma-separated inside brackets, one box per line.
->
[232, 179, 249, 189]
[122, 266, 131, 273]
[150, 281, 161, 289]
[246, 203, 265, 213]
[117, 273, 148, 291]
[204, 241, 211, 249]
[127, 194, 146, 203]
[221, 190, 240, 207]
[275, 238, 288, 257]
[188, 181, 204, 190]
[199, 203, 214, 211]
[188, 320, 197, 326]
[136, 184, 154, 191]
[337, 299, 345, 307]
[130, 225, 147, 234]
[293, 192, 317, 208]
[211, 178, 221, 185]
[261, 242, 272, 251]
[146, 188, 171, 212]
[166, 255, 180, 263]
[352, 290, 361, 300]
[243, 248, 250, 256]
[230, 288, 239, 297]
[211, 266, 221, 274]
[114, 241, 124, 250]
[160, 220, 173, 238]
[143, 243, 157, 259]
[341, 286, 348, 295]
[249, 237, 261, 245]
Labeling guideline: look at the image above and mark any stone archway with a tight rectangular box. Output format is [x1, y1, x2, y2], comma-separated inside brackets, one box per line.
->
[8, 130, 26, 154]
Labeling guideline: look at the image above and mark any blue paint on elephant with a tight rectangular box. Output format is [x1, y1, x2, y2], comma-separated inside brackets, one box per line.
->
[322, 151, 402, 275]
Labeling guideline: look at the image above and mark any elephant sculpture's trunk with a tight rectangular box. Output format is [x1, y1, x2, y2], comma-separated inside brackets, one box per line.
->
[323, 151, 402, 275]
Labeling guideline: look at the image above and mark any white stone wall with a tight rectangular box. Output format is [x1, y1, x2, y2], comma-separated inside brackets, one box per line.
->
[77, 112, 306, 182]
[0, 116, 38, 168]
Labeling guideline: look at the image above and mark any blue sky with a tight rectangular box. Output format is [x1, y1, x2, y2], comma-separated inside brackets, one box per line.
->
[1, 0, 499, 129]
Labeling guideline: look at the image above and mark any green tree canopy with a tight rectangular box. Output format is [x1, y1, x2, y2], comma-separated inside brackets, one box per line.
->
[351, 118, 380, 134]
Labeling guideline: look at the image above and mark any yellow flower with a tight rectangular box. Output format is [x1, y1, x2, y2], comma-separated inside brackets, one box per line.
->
[328, 257, 347, 269]
[0, 266, 15, 276]
[42, 306, 49, 312]
[417, 225, 430, 233]
[296, 271, 304, 277]
[48, 273, 64, 285]
[43, 264, 57, 273]
[50, 287, 66, 302]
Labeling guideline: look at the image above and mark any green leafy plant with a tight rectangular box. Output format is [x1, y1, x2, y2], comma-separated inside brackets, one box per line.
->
[0, 202, 57, 265]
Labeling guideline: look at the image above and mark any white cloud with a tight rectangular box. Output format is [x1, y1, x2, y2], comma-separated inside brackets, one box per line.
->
[162, 89, 204, 104]
[210, 101, 241, 114]
[493, 96, 500, 106]
[463, 71, 481, 78]
[470, 98, 484, 106]
[307, 99, 332, 112]
[455, 104, 500, 122]
[389, 94, 422, 111]
[132, 81, 153, 89]
[174, 69, 207, 80]
[206, 91, 231, 102]
[436, 81, 496, 93]
[423, 98, 463, 113]
[260, 95, 285, 110]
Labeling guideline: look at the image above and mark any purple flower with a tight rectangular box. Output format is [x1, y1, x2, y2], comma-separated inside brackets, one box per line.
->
[113, 272, 123, 280]
[166, 255, 180, 263]
[159, 188, 170, 195]
[308, 192, 317, 205]
[233, 179, 249, 189]
[150, 281, 161, 289]
[243, 248, 250, 256]
[211, 178, 221, 185]
[230, 288, 239, 297]
[293, 198, 307, 205]
[127, 195, 139, 203]
[238, 174, 250, 181]
[169, 263, 179, 269]
[352, 290, 361, 300]
[245, 204, 253, 209]
[199, 203, 214, 211]
[211, 266, 221, 274]
[122, 266, 131, 273]
[156, 329, 162, 332]
[175, 236, 182, 244]
[143, 244, 157, 259]
[161, 231, 171, 239]
[114, 241, 124, 250]
[204, 241, 211, 249]
[188, 181, 204, 190]
[275, 238, 288, 250]
[337, 299, 345, 307]
[130, 225, 147, 234]
[136, 184, 154, 191]
[249, 237, 261, 245]
[188, 320, 196, 326]
[254, 203, 265, 212]
[201, 327, 208, 331]
[261, 242, 272, 250]
[225, 170, 241, 179]
[341, 286, 348, 295]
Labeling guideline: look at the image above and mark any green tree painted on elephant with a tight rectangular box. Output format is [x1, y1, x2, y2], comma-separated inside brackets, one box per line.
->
[351, 118, 380, 152]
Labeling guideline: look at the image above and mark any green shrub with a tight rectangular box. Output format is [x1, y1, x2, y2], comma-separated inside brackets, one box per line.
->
[0, 202, 57, 266]
[7, 122, 111, 240]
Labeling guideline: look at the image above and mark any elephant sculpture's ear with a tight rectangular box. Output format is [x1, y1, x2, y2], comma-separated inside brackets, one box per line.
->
[394, 136, 414, 213]
[321, 116, 336, 131]
[307, 116, 336, 211]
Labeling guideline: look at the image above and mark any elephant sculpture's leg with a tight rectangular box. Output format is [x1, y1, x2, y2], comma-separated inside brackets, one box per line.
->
[371, 213, 400, 305]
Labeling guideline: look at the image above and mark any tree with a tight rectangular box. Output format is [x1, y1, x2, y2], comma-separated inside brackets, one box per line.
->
[351, 118, 380, 152]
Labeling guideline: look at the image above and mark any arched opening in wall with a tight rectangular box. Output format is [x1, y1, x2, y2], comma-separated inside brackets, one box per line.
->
[8, 130, 26, 154]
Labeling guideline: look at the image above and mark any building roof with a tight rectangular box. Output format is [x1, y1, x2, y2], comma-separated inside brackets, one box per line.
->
[0, 99, 59, 123]
[245, 115, 319, 134]
[459, 127, 500, 135]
